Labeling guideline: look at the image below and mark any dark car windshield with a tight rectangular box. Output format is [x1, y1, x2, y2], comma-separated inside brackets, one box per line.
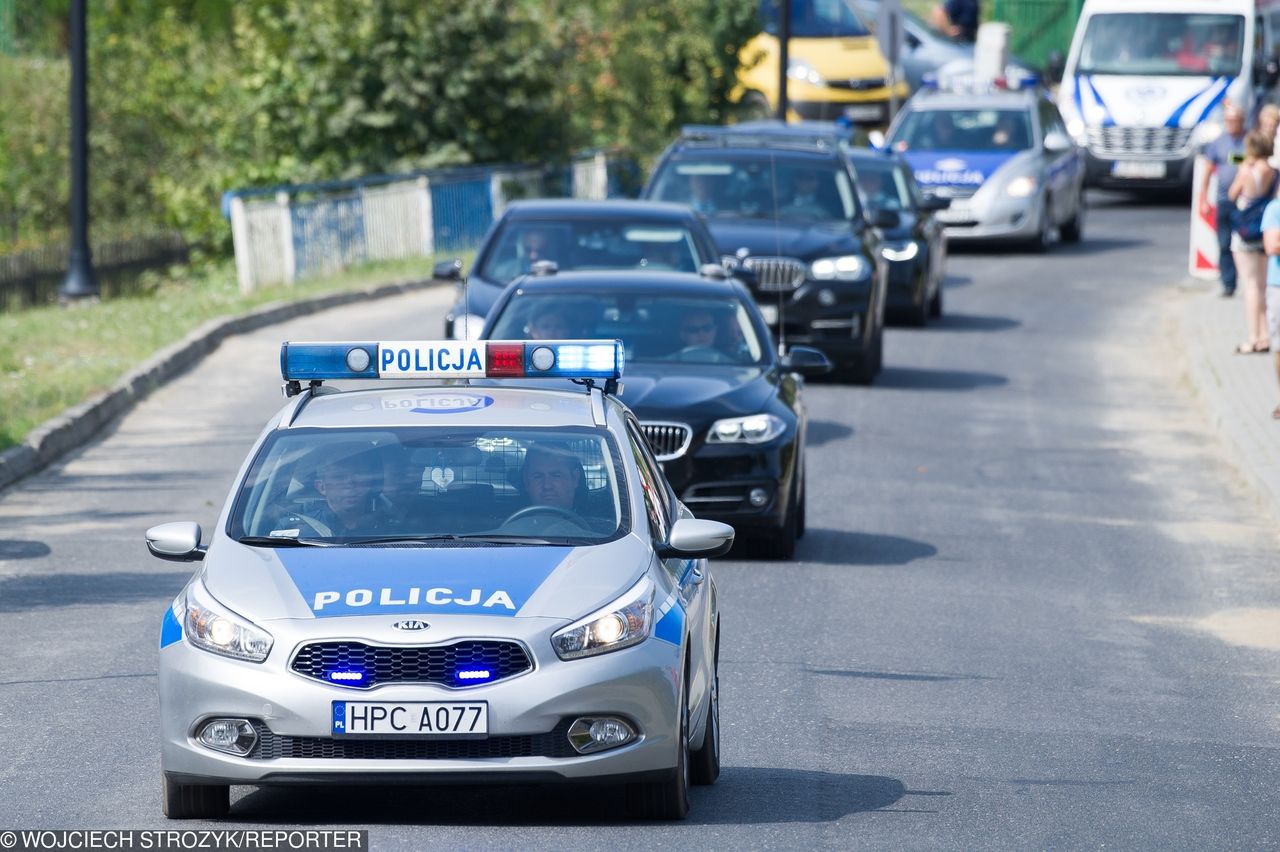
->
[649, 156, 859, 223]
[891, 108, 1033, 152]
[489, 291, 768, 367]
[1078, 13, 1243, 77]
[228, 426, 628, 545]
[477, 219, 705, 284]
[852, 159, 913, 210]
[761, 0, 870, 38]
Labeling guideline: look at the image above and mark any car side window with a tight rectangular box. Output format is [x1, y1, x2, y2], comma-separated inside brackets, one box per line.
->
[624, 420, 671, 542]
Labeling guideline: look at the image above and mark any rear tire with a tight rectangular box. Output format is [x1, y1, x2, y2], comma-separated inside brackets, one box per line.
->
[689, 626, 721, 786]
[1060, 188, 1085, 244]
[928, 279, 943, 318]
[163, 775, 229, 819]
[627, 667, 690, 819]
[795, 468, 807, 539]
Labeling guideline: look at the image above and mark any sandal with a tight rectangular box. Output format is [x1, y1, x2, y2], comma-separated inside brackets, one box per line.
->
[1235, 342, 1271, 354]
[1273, 405, 1280, 420]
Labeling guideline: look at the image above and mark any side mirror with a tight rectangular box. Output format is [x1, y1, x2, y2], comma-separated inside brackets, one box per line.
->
[146, 521, 206, 562]
[905, 31, 922, 50]
[868, 129, 886, 150]
[1258, 56, 1280, 88]
[658, 518, 735, 559]
[779, 345, 833, 376]
[1043, 131, 1073, 153]
[867, 208, 901, 229]
[920, 195, 951, 211]
[433, 258, 463, 281]
[1044, 50, 1066, 86]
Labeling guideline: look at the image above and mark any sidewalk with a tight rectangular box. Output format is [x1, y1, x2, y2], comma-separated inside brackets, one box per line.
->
[1175, 277, 1280, 519]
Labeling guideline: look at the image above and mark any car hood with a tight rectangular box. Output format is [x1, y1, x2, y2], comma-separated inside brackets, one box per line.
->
[201, 535, 654, 624]
[620, 364, 773, 422]
[1063, 73, 1236, 129]
[706, 218, 864, 259]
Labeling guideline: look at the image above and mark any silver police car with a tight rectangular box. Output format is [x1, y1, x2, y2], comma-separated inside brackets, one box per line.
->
[884, 78, 1086, 251]
[150, 339, 732, 820]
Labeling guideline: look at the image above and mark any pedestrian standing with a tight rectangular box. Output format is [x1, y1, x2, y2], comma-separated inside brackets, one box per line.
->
[931, 0, 979, 41]
[1258, 103, 1280, 142]
[1228, 130, 1276, 353]
[1201, 103, 1248, 296]
[1258, 183, 1280, 417]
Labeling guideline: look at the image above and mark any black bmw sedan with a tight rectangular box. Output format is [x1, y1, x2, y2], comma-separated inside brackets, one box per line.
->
[845, 147, 949, 326]
[641, 124, 890, 383]
[481, 269, 830, 559]
[436, 199, 722, 340]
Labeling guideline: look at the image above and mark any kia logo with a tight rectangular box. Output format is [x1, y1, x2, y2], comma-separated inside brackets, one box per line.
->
[392, 619, 430, 631]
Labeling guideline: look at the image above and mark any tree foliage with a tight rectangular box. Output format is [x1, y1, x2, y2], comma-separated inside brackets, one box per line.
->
[2, 0, 759, 255]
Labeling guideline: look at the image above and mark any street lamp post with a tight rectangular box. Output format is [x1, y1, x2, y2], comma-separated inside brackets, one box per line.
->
[776, 0, 791, 122]
[60, 0, 98, 302]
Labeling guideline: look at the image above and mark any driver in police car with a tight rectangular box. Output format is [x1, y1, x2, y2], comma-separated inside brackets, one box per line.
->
[299, 447, 387, 536]
[520, 443, 583, 511]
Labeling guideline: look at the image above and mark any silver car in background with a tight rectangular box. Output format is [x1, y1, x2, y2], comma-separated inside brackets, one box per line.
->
[884, 83, 1087, 251]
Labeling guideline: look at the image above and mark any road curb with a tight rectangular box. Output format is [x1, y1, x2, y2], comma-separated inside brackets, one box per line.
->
[0, 277, 439, 494]
[1172, 278, 1280, 522]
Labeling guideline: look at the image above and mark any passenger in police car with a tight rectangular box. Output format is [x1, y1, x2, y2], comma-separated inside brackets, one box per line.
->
[278, 447, 387, 537]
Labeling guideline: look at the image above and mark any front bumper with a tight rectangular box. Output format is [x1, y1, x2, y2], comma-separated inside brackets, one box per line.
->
[661, 436, 796, 534]
[786, 80, 909, 125]
[931, 192, 1042, 242]
[1082, 149, 1195, 190]
[160, 615, 682, 785]
[756, 280, 877, 366]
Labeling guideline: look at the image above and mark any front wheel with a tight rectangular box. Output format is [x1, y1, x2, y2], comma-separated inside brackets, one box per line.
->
[928, 279, 944, 318]
[1029, 197, 1053, 253]
[627, 670, 691, 819]
[163, 775, 229, 819]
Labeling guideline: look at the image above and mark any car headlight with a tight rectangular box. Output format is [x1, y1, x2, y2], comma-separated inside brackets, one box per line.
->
[1006, 176, 1038, 198]
[881, 241, 920, 262]
[450, 313, 486, 341]
[551, 575, 654, 660]
[1194, 121, 1224, 145]
[786, 58, 825, 87]
[809, 255, 869, 281]
[1065, 117, 1086, 145]
[181, 579, 273, 662]
[707, 413, 786, 444]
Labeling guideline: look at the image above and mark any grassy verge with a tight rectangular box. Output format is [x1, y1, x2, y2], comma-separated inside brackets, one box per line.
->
[0, 255, 466, 451]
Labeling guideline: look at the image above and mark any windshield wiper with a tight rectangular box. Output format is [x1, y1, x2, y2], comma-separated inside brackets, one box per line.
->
[237, 535, 333, 548]
[346, 534, 556, 546]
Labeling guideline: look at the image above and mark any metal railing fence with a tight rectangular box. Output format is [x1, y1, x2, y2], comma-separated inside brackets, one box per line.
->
[990, 0, 1084, 69]
[0, 232, 188, 311]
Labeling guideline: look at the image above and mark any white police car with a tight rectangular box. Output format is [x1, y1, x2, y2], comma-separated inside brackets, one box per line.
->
[149, 339, 732, 820]
[884, 75, 1086, 251]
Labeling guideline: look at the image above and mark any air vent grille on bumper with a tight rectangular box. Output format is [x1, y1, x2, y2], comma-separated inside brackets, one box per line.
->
[247, 720, 579, 760]
[1085, 125, 1193, 157]
[640, 422, 693, 461]
[290, 640, 532, 689]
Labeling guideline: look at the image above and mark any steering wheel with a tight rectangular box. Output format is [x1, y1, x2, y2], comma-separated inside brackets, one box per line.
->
[673, 345, 732, 363]
[501, 504, 584, 526]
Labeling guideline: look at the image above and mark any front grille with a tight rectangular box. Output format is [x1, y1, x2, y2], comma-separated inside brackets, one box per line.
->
[1085, 125, 1193, 157]
[829, 77, 886, 91]
[742, 256, 806, 291]
[641, 422, 693, 462]
[248, 719, 578, 760]
[290, 640, 532, 689]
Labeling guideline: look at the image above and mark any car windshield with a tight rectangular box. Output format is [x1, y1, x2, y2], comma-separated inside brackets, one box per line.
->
[477, 220, 704, 284]
[761, 0, 870, 38]
[1078, 13, 1243, 76]
[649, 157, 859, 222]
[892, 108, 1033, 152]
[852, 159, 912, 210]
[228, 426, 627, 546]
[489, 292, 768, 367]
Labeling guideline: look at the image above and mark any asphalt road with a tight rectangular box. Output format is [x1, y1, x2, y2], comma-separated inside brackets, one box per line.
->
[2, 195, 1279, 848]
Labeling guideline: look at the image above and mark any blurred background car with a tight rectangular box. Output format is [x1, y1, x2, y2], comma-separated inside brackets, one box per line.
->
[734, 0, 909, 124]
[846, 147, 949, 324]
[437, 200, 722, 339]
[884, 80, 1085, 251]
[481, 269, 831, 559]
[643, 124, 890, 383]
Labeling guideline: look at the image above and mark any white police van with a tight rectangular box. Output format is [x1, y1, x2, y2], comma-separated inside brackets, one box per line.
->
[149, 338, 732, 820]
[1057, 0, 1267, 189]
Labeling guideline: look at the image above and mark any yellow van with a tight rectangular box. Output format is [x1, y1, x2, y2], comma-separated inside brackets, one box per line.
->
[735, 0, 909, 125]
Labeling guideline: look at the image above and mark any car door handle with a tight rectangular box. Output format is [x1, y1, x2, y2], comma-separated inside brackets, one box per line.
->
[689, 564, 705, 585]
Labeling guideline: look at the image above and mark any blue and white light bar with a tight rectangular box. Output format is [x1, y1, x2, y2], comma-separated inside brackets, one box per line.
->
[280, 339, 624, 381]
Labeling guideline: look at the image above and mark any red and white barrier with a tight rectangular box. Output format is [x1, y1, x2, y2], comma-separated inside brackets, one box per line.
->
[1189, 156, 1220, 280]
